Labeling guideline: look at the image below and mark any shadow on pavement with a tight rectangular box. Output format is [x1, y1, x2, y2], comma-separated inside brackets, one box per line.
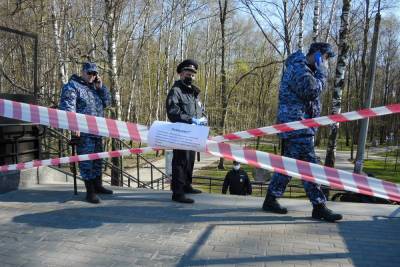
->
[12, 204, 310, 229]
[4, 188, 400, 266]
[176, 217, 400, 267]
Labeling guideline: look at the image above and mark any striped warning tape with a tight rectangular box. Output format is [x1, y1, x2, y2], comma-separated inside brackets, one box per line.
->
[1, 98, 399, 202]
[0, 147, 156, 172]
[0, 99, 148, 142]
[211, 104, 400, 142]
[1, 139, 398, 202]
[206, 141, 400, 202]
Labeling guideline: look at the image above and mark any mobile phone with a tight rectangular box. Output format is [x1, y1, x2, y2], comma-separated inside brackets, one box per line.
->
[314, 52, 322, 66]
[94, 75, 99, 83]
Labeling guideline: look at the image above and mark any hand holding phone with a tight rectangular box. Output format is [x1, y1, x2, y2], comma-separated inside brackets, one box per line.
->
[314, 51, 323, 67]
[314, 51, 328, 80]
[94, 75, 102, 89]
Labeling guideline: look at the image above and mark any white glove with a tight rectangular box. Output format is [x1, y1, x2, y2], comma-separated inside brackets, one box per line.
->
[198, 117, 208, 126]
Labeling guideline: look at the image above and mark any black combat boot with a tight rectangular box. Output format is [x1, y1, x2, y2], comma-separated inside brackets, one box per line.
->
[312, 204, 343, 222]
[84, 180, 100, 204]
[262, 194, 288, 214]
[94, 176, 113, 194]
[172, 193, 194, 204]
[184, 185, 202, 194]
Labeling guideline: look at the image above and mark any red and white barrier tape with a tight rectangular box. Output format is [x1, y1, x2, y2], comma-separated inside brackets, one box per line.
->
[0, 147, 156, 172]
[2, 98, 399, 145]
[1, 98, 400, 202]
[0, 99, 148, 142]
[206, 141, 400, 202]
[3, 139, 398, 202]
[211, 104, 400, 142]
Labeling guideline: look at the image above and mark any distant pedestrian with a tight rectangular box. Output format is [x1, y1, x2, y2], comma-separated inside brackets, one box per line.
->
[59, 62, 113, 204]
[166, 59, 208, 204]
[222, 161, 252, 196]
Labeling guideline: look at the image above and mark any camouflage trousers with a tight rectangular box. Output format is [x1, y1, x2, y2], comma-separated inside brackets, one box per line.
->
[267, 137, 326, 205]
[76, 136, 103, 181]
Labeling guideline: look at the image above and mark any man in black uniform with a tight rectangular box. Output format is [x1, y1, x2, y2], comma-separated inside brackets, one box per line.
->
[222, 161, 252, 196]
[166, 59, 208, 203]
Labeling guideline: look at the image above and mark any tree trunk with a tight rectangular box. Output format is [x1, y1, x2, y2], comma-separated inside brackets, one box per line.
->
[325, 0, 352, 167]
[312, 0, 321, 42]
[354, 0, 381, 174]
[88, 0, 96, 59]
[324, 0, 337, 42]
[218, 0, 228, 170]
[163, 0, 175, 121]
[297, 0, 305, 51]
[50, 0, 68, 85]
[359, 0, 370, 106]
[283, 0, 291, 55]
[105, 0, 123, 186]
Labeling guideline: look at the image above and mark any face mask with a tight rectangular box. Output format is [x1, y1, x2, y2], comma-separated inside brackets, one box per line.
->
[183, 76, 193, 86]
[233, 164, 240, 170]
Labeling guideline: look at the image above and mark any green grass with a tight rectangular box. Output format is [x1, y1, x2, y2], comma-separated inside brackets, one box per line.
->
[316, 139, 356, 152]
[375, 149, 400, 158]
[363, 159, 400, 184]
[247, 143, 278, 154]
[193, 160, 310, 198]
[192, 141, 400, 199]
[123, 150, 163, 168]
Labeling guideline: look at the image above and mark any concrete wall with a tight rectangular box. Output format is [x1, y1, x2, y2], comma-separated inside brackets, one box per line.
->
[0, 166, 83, 193]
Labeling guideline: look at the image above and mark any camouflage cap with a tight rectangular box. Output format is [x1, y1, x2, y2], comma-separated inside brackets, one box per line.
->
[308, 42, 336, 58]
[82, 62, 98, 73]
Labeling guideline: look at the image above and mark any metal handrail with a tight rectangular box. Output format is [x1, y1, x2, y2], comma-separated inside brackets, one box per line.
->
[45, 127, 70, 141]
[41, 127, 170, 191]
[102, 160, 150, 188]
[48, 165, 111, 186]
[114, 139, 168, 189]
[192, 175, 311, 197]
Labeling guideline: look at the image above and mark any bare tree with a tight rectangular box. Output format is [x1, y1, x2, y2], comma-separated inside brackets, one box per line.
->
[354, 0, 382, 174]
[50, 0, 68, 85]
[312, 0, 321, 41]
[105, 0, 124, 186]
[325, 0, 352, 167]
[217, 0, 228, 169]
[324, 0, 338, 42]
[297, 0, 305, 51]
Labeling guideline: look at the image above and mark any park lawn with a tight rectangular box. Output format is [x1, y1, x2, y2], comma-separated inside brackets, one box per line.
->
[247, 143, 277, 154]
[193, 159, 310, 198]
[316, 139, 356, 152]
[375, 148, 400, 158]
[363, 159, 400, 184]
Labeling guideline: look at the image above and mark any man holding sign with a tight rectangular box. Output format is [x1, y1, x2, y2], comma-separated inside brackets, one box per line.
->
[166, 59, 207, 203]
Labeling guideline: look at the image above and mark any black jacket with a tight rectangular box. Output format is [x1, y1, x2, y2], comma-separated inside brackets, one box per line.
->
[222, 169, 252, 196]
[166, 80, 204, 123]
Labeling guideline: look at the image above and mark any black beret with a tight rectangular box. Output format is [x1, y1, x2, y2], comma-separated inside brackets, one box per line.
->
[177, 59, 198, 74]
[308, 42, 336, 58]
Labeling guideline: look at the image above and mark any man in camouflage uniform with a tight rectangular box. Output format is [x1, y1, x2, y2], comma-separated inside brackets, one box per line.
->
[59, 62, 112, 204]
[262, 43, 343, 222]
[166, 59, 207, 204]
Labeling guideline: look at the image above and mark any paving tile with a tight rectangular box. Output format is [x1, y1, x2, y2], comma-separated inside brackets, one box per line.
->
[0, 185, 399, 267]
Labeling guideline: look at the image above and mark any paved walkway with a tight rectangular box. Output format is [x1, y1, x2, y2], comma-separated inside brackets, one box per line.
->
[315, 150, 355, 173]
[0, 184, 399, 267]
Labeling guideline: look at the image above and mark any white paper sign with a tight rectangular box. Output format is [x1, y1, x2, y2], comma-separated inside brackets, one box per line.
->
[148, 121, 209, 152]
